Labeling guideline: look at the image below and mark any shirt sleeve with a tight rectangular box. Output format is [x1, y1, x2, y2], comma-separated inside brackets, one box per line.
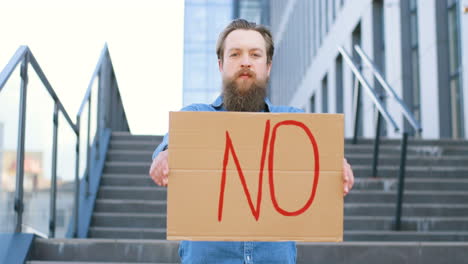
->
[152, 104, 199, 160]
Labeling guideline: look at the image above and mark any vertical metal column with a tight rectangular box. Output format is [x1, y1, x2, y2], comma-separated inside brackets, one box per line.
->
[352, 77, 361, 144]
[49, 103, 59, 238]
[85, 96, 92, 197]
[395, 132, 409, 230]
[372, 111, 382, 177]
[73, 117, 80, 237]
[14, 53, 29, 233]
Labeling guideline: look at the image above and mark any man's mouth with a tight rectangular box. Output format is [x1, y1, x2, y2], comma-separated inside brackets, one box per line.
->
[238, 73, 252, 79]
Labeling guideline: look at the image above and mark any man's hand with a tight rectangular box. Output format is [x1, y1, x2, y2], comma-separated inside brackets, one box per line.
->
[343, 158, 354, 196]
[149, 150, 169, 187]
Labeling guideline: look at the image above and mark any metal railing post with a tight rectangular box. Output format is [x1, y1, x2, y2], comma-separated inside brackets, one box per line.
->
[86, 95, 92, 197]
[395, 132, 409, 230]
[352, 77, 361, 144]
[49, 102, 59, 238]
[73, 116, 80, 237]
[372, 110, 382, 178]
[14, 53, 29, 233]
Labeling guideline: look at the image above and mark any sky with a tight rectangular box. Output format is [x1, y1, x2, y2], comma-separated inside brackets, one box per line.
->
[0, 0, 184, 140]
[0, 0, 184, 180]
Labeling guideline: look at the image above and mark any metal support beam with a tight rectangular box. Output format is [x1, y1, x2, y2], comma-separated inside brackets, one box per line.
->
[352, 77, 361, 144]
[73, 116, 80, 238]
[49, 103, 59, 238]
[395, 132, 409, 230]
[372, 110, 382, 177]
[14, 54, 29, 233]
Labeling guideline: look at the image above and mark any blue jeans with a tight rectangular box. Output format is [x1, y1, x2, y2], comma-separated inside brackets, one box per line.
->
[179, 241, 296, 264]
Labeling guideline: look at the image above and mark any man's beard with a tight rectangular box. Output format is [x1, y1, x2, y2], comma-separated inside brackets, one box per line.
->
[222, 69, 268, 112]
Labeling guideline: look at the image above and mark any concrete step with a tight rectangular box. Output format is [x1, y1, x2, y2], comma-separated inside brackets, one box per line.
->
[107, 150, 467, 167]
[344, 231, 468, 242]
[91, 211, 468, 231]
[296, 241, 468, 264]
[345, 216, 468, 231]
[100, 174, 155, 187]
[347, 154, 468, 167]
[103, 161, 468, 177]
[344, 145, 468, 155]
[352, 165, 468, 178]
[97, 186, 166, 200]
[91, 213, 166, 228]
[353, 178, 468, 191]
[103, 162, 151, 174]
[89, 227, 166, 239]
[109, 141, 161, 151]
[345, 190, 468, 203]
[345, 203, 468, 217]
[111, 132, 164, 142]
[30, 239, 468, 264]
[345, 137, 468, 146]
[94, 199, 166, 214]
[107, 150, 154, 162]
[29, 239, 179, 263]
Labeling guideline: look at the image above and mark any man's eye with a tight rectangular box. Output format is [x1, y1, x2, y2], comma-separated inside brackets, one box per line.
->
[252, 54, 261, 57]
[230, 53, 238, 57]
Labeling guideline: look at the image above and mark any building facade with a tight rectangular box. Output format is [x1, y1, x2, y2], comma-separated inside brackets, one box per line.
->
[182, 0, 267, 106]
[269, 0, 468, 139]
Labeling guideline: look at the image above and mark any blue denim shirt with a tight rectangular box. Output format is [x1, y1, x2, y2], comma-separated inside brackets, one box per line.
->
[153, 96, 304, 264]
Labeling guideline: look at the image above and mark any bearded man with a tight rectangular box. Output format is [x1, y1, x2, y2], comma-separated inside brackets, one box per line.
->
[150, 19, 354, 264]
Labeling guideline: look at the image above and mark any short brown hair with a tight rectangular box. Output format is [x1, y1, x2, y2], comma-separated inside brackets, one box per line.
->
[216, 19, 274, 64]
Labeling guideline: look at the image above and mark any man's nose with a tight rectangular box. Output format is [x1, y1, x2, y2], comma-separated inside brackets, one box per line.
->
[240, 55, 252, 68]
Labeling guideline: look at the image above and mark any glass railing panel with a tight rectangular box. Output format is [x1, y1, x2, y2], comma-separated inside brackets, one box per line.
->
[55, 112, 76, 238]
[21, 69, 54, 236]
[0, 66, 21, 233]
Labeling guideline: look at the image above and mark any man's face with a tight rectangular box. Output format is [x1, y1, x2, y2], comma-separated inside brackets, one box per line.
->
[219, 29, 272, 111]
[219, 29, 271, 92]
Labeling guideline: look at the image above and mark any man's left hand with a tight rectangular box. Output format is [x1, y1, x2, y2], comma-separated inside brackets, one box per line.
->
[343, 158, 354, 196]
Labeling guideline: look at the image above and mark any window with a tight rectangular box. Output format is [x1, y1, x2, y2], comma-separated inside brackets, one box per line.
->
[310, 94, 316, 113]
[322, 75, 328, 113]
[409, 0, 421, 125]
[335, 55, 343, 113]
[447, 0, 464, 138]
[436, 0, 464, 138]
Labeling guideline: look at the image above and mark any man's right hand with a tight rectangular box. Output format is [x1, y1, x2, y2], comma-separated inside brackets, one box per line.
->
[149, 149, 169, 187]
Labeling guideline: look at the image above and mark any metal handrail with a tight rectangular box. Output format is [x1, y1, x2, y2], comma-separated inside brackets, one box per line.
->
[354, 45, 422, 132]
[0, 44, 129, 238]
[337, 47, 400, 132]
[0, 46, 78, 236]
[339, 45, 423, 231]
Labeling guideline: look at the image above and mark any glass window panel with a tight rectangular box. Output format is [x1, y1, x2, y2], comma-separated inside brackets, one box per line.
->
[447, 7, 459, 74]
[450, 78, 462, 137]
[410, 13, 418, 47]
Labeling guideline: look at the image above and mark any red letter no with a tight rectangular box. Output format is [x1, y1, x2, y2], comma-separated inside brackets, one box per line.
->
[218, 120, 320, 221]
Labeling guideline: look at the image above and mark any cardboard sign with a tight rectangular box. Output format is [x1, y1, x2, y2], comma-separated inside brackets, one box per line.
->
[167, 111, 343, 242]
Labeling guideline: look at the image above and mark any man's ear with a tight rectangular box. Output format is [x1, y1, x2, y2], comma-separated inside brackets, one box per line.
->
[267, 61, 272, 76]
[218, 59, 223, 73]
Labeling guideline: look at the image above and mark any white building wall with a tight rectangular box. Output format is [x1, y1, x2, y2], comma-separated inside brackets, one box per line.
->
[361, 3, 376, 137]
[383, 0, 404, 138]
[288, 0, 373, 137]
[272, 0, 467, 139]
[418, 0, 440, 138]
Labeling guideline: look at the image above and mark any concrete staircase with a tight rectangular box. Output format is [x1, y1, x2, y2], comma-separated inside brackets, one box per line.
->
[27, 132, 468, 263]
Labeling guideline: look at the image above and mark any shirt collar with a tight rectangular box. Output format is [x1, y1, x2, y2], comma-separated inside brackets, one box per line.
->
[210, 95, 272, 112]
